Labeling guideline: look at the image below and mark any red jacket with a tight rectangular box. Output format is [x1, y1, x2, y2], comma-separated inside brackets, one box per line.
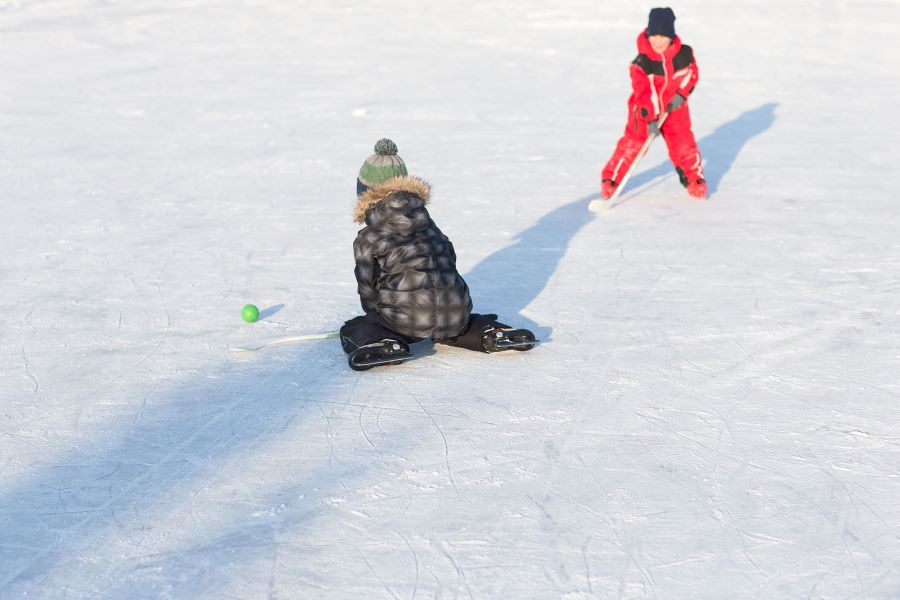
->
[628, 30, 699, 122]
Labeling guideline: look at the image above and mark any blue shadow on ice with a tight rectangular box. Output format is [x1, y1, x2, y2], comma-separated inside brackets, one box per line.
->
[0, 347, 351, 595]
[0, 195, 600, 593]
[621, 102, 778, 199]
[0, 199, 597, 595]
[464, 194, 597, 341]
[81, 197, 603, 594]
[258, 303, 284, 320]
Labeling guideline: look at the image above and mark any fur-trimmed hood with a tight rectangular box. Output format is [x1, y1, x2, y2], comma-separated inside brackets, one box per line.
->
[353, 175, 431, 224]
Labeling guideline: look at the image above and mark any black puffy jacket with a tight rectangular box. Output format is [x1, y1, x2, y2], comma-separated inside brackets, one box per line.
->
[352, 176, 472, 340]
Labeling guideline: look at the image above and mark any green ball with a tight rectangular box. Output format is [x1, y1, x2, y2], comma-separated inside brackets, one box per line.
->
[241, 304, 259, 323]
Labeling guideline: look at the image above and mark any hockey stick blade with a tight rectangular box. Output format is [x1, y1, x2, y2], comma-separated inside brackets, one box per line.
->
[230, 331, 339, 353]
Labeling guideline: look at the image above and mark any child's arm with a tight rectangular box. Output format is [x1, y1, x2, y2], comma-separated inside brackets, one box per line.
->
[353, 235, 380, 313]
[670, 46, 699, 108]
[629, 60, 659, 121]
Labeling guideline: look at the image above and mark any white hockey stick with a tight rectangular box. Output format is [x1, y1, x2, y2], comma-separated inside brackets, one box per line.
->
[589, 111, 669, 212]
[229, 330, 339, 353]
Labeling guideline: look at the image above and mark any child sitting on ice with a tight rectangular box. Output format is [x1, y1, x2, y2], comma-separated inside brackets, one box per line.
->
[340, 139, 537, 371]
[600, 7, 707, 200]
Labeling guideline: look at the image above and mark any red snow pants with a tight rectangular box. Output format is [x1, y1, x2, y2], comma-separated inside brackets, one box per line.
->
[602, 104, 704, 187]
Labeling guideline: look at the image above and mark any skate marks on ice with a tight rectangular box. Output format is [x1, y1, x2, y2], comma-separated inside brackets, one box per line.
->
[463, 194, 597, 342]
[0, 346, 348, 596]
[0, 336, 503, 597]
[610, 103, 778, 205]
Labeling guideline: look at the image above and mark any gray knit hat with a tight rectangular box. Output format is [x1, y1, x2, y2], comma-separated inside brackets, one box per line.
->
[358, 139, 408, 188]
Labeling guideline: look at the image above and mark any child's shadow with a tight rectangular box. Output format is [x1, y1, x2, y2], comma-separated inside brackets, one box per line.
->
[618, 102, 778, 201]
[463, 194, 597, 341]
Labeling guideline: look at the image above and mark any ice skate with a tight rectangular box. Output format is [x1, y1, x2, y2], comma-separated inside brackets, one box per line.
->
[687, 179, 707, 199]
[348, 339, 413, 371]
[481, 326, 538, 353]
[601, 179, 618, 200]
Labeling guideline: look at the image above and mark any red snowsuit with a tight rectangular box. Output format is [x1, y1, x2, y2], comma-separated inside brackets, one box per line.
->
[602, 31, 704, 190]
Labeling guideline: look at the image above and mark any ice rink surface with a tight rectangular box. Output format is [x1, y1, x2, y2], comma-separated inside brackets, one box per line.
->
[2, 1, 899, 597]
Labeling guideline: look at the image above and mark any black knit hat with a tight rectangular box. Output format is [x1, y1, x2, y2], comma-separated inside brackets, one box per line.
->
[647, 7, 676, 39]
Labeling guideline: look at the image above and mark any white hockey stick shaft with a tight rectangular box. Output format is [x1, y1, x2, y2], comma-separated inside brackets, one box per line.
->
[230, 330, 340, 353]
[605, 111, 669, 203]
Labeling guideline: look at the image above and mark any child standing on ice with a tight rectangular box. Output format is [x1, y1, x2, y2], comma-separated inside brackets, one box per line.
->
[340, 139, 537, 371]
[600, 7, 707, 200]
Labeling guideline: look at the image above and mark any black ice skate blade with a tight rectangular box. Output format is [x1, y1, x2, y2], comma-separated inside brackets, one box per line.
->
[487, 337, 541, 352]
[349, 351, 414, 371]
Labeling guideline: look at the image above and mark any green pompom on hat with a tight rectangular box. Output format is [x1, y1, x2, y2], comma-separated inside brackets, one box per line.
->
[358, 138, 408, 187]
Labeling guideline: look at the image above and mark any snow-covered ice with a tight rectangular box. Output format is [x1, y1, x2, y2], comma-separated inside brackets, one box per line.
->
[2, 0, 899, 598]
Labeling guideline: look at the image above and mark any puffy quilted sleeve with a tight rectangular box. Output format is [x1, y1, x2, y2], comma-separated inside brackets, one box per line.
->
[353, 231, 380, 314]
